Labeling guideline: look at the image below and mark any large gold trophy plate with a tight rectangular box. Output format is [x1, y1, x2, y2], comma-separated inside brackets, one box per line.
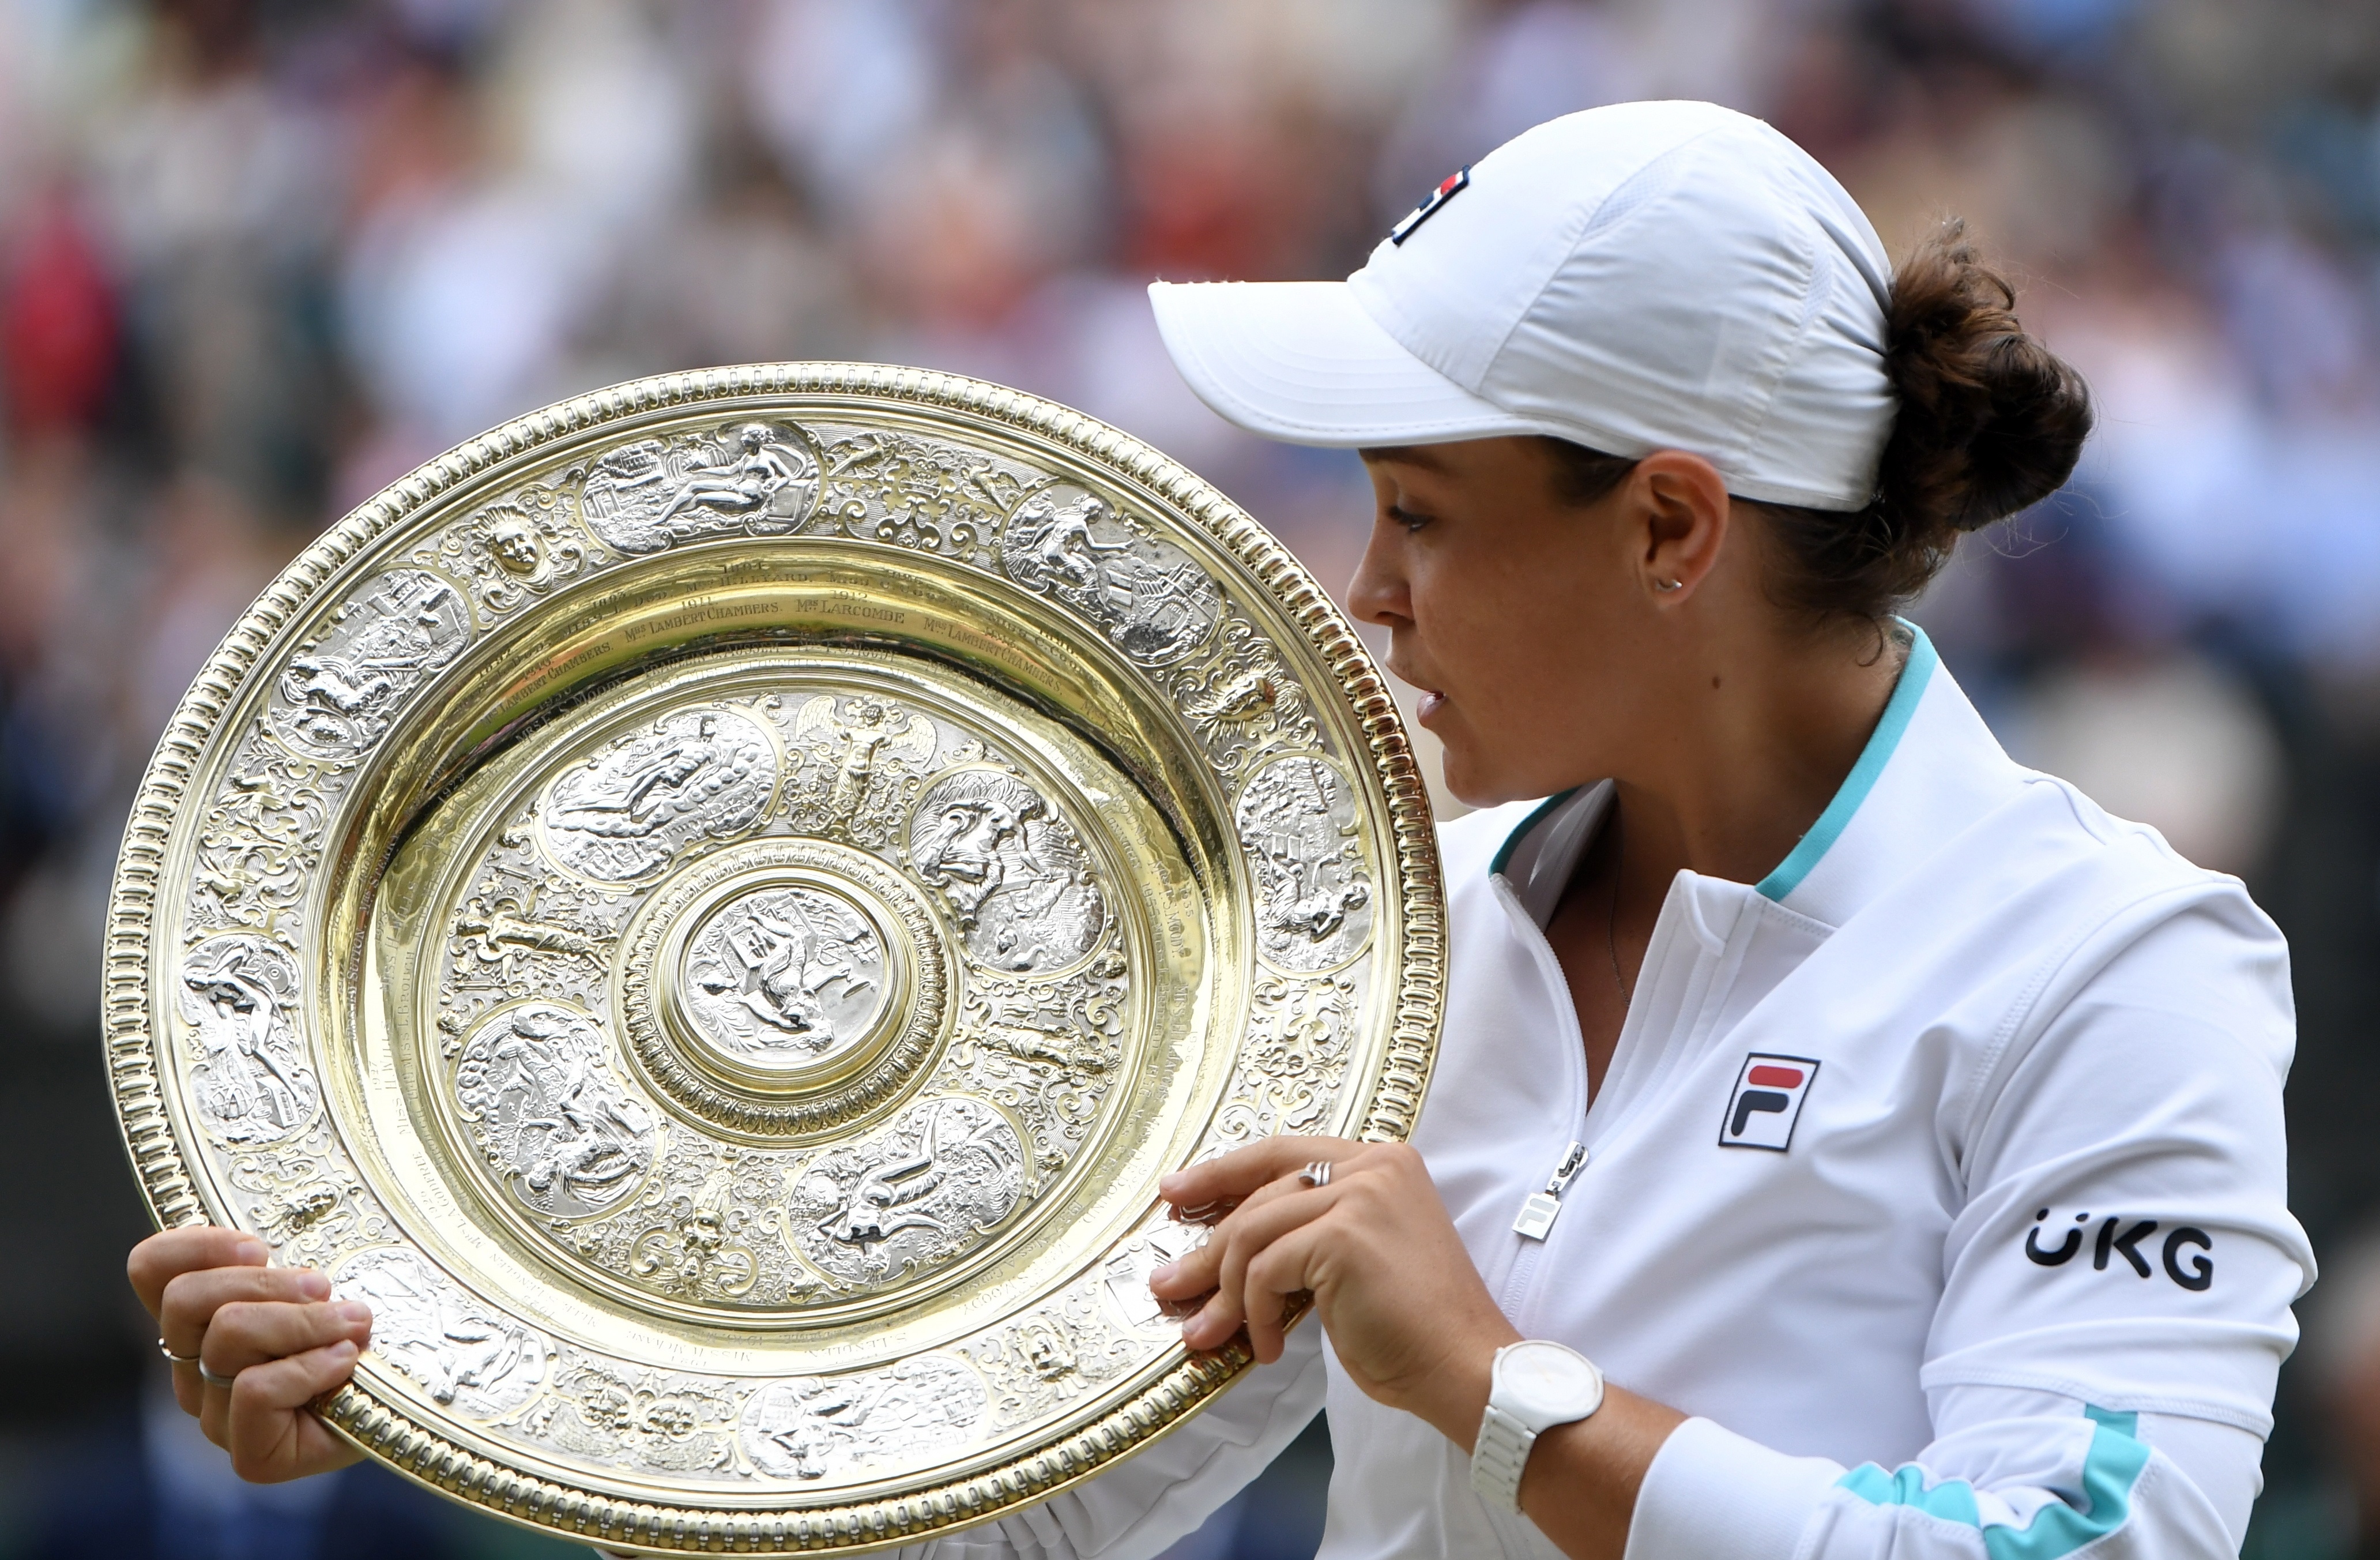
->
[106, 366, 1442, 1553]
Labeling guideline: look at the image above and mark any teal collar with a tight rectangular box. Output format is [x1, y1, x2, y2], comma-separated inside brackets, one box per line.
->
[1754, 623, 1938, 902]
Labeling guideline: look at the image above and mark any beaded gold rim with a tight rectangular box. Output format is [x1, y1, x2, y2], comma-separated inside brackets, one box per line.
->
[104, 362, 1445, 1553]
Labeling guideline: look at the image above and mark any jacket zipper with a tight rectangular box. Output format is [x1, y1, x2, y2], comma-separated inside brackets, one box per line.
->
[1512, 1140, 1588, 1239]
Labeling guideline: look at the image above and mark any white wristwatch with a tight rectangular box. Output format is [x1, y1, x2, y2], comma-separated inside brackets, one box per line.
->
[1469, 1340, 1605, 1512]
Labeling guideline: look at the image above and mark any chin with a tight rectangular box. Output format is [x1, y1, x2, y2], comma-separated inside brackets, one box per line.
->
[1434, 746, 1520, 811]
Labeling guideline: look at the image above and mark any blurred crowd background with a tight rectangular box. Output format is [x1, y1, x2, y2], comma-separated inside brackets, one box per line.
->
[3, 0, 2380, 1554]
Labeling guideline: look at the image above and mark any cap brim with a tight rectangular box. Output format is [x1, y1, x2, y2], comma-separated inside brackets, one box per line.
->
[1148, 280, 1543, 449]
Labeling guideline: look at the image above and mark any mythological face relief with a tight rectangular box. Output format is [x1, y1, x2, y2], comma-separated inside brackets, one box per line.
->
[679, 886, 888, 1070]
[543, 708, 777, 883]
[909, 769, 1106, 973]
[486, 509, 543, 574]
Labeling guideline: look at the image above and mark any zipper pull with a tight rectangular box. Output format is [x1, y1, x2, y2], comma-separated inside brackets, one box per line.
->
[1512, 1140, 1588, 1241]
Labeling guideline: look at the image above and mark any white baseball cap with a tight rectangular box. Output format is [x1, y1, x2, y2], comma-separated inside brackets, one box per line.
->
[1148, 101, 1897, 513]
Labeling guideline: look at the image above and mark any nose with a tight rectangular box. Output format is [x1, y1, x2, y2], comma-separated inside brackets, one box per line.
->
[1347, 518, 1411, 629]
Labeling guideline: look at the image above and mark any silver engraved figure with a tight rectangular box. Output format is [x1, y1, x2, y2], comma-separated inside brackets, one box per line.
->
[739, 1356, 987, 1483]
[333, 1247, 545, 1416]
[786, 1097, 1026, 1285]
[783, 694, 936, 843]
[998, 485, 1219, 664]
[1236, 755, 1374, 971]
[453, 1002, 656, 1217]
[270, 570, 470, 757]
[579, 422, 819, 555]
[179, 935, 321, 1143]
[543, 708, 775, 882]
[909, 769, 1105, 973]
[682, 887, 886, 1065]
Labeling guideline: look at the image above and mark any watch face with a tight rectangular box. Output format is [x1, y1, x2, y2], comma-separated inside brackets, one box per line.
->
[1502, 1342, 1603, 1426]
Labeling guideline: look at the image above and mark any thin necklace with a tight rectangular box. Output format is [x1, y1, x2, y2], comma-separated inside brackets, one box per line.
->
[1605, 815, 1626, 999]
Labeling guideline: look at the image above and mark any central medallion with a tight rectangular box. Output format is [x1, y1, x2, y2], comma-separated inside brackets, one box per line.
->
[620, 836, 952, 1143]
[678, 884, 888, 1073]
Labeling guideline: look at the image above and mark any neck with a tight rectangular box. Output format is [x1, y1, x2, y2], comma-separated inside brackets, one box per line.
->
[1609, 623, 1907, 899]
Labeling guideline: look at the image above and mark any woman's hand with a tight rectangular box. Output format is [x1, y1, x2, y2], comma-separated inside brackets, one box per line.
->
[1151, 1137, 1685, 1560]
[127, 1226, 373, 1483]
[1148, 1136, 1519, 1442]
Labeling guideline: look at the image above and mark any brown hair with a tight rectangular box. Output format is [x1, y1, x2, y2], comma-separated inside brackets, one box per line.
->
[1546, 218, 2094, 625]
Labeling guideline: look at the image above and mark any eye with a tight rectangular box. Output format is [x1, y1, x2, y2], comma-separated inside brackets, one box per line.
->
[1386, 503, 1432, 533]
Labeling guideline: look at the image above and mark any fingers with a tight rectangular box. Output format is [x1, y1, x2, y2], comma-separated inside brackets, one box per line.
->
[1150, 1166, 1319, 1299]
[128, 1227, 268, 1319]
[223, 1340, 368, 1483]
[1176, 1183, 1338, 1355]
[204, 1299, 372, 1379]
[159, 1265, 332, 1359]
[1241, 1224, 1330, 1364]
[1159, 1136, 1362, 1217]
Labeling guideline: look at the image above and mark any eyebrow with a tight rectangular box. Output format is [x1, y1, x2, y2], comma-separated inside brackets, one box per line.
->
[1357, 445, 1447, 472]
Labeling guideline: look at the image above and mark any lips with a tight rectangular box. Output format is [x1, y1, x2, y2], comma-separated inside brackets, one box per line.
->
[1415, 690, 1445, 722]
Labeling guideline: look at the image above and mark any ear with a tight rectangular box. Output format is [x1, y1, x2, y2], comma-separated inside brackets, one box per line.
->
[1624, 451, 1733, 602]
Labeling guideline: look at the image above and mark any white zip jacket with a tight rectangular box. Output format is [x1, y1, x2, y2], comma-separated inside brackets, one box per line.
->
[891, 627, 2314, 1560]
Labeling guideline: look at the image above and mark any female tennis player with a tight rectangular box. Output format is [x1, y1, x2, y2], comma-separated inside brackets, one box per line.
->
[129, 101, 2309, 1560]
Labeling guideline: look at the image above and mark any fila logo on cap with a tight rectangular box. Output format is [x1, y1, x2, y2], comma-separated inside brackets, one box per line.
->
[1720, 1054, 1820, 1151]
[1388, 166, 1471, 246]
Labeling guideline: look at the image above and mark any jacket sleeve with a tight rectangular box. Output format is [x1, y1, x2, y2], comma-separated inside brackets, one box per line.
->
[886, 1320, 1328, 1560]
[1624, 890, 2314, 1560]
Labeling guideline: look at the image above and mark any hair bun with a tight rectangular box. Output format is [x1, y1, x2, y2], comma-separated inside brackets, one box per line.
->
[1880, 219, 2093, 537]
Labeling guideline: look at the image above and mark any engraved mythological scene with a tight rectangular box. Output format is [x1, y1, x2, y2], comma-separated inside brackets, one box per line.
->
[454, 1001, 657, 1217]
[333, 1246, 548, 1418]
[999, 482, 1222, 666]
[180, 934, 321, 1144]
[681, 886, 888, 1069]
[1237, 755, 1374, 972]
[910, 768, 1106, 973]
[579, 420, 822, 554]
[268, 569, 471, 758]
[542, 706, 779, 883]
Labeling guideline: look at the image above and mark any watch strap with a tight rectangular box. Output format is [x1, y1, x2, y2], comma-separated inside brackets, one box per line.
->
[1469, 1399, 1538, 1512]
